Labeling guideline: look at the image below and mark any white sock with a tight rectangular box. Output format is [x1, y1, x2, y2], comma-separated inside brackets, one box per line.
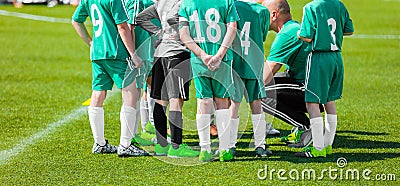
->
[120, 105, 137, 147]
[310, 117, 324, 151]
[134, 101, 140, 135]
[140, 98, 149, 131]
[196, 114, 211, 153]
[216, 109, 230, 152]
[228, 118, 239, 148]
[147, 89, 155, 125]
[251, 114, 266, 149]
[324, 114, 338, 147]
[88, 106, 105, 146]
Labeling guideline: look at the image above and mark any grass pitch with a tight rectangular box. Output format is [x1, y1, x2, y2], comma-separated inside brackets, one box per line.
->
[0, 0, 399, 185]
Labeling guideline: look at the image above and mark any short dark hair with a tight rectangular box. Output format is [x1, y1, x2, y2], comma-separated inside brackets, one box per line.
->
[277, 0, 291, 14]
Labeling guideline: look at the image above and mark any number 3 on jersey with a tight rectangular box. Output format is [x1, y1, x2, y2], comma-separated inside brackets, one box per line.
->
[327, 18, 338, 51]
[91, 4, 103, 37]
[189, 9, 221, 43]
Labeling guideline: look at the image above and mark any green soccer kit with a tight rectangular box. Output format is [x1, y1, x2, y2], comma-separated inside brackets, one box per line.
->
[299, 0, 354, 104]
[179, 0, 239, 98]
[231, 0, 269, 102]
[73, 0, 132, 90]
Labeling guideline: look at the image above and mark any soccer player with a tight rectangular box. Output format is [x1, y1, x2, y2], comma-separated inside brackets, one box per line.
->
[179, 0, 239, 162]
[229, 0, 271, 157]
[125, 0, 157, 145]
[296, 0, 354, 158]
[136, 0, 199, 158]
[261, 0, 321, 148]
[72, 0, 149, 157]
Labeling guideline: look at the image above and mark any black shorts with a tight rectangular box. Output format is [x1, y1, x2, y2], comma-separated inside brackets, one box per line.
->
[150, 52, 191, 101]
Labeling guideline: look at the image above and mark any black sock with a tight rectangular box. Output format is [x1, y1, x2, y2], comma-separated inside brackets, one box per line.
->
[154, 102, 168, 147]
[169, 111, 183, 150]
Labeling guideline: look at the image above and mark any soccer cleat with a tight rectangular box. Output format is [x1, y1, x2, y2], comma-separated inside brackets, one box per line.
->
[255, 147, 272, 157]
[287, 129, 312, 148]
[131, 136, 155, 146]
[199, 150, 213, 162]
[144, 122, 156, 134]
[138, 131, 156, 140]
[281, 127, 304, 144]
[266, 122, 280, 136]
[210, 124, 218, 137]
[219, 150, 233, 162]
[167, 144, 200, 158]
[295, 146, 326, 158]
[229, 147, 236, 157]
[154, 144, 170, 156]
[92, 140, 117, 154]
[325, 145, 333, 155]
[117, 143, 149, 157]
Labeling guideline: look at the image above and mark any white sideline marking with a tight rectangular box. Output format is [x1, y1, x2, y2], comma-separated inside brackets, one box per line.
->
[0, 10, 71, 23]
[0, 89, 119, 166]
[0, 107, 87, 165]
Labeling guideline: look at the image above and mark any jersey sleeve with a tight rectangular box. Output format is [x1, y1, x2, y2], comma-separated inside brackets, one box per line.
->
[72, 1, 89, 23]
[111, 0, 130, 25]
[343, 8, 354, 34]
[178, 0, 189, 28]
[267, 33, 299, 66]
[262, 9, 270, 42]
[125, 0, 140, 24]
[225, 0, 239, 23]
[299, 5, 315, 40]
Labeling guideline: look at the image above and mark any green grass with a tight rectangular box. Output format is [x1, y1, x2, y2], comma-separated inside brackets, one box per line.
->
[1, 0, 400, 185]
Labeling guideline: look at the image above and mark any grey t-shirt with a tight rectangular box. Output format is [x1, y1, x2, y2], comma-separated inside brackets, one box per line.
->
[136, 0, 187, 57]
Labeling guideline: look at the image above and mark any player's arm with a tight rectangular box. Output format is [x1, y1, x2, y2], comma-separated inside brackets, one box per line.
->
[208, 21, 237, 71]
[117, 22, 142, 68]
[71, 20, 92, 46]
[298, 35, 312, 43]
[263, 62, 282, 85]
[136, 4, 162, 35]
[179, 20, 212, 65]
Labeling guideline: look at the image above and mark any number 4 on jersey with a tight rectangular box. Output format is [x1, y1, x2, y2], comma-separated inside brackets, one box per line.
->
[239, 22, 251, 55]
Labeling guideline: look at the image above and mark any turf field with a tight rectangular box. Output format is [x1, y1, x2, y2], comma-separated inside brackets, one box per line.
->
[0, 0, 399, 185]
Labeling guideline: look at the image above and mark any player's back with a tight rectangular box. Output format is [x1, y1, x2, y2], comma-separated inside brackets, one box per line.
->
[303, 0, 353, 51]
[232, 1, 269, 79]
[179, 0, 239, 62]
[74, 0, 130, 60]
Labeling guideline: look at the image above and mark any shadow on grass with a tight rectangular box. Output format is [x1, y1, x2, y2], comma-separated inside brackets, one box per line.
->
[182, 128, 400, 163]
[233, 150, 400, 164]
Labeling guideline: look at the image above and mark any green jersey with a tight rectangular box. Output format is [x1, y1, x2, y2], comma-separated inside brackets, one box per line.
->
[72, 0, 130, 60]
[299, 0, 354, 52]
[125, 0, 157, 61]
[267, 20, 309, 83]
[232, 0, 269, 79]
[178, 0, 239, 63]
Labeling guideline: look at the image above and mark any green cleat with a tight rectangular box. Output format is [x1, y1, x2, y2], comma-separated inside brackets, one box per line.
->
[167, 144, 200, 158]
[154, 144, 170, 156]
[295, 146, 326, 158]
[144, 122, 156, 134]
[281, 127, 304, 144]
[132, 135, 155, 146]
[199, 150, 213, 162]
[325, 145, 333, 155]
[219, 150, 233, 162]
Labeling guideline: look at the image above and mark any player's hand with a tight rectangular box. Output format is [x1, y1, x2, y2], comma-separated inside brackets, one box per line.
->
[207, 56, 222, 71]
[200, 55, 213, 67]
[126, 54, 142, 70]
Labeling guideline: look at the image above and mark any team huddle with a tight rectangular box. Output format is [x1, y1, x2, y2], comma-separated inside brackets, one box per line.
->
[71, 0, 353, 161]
